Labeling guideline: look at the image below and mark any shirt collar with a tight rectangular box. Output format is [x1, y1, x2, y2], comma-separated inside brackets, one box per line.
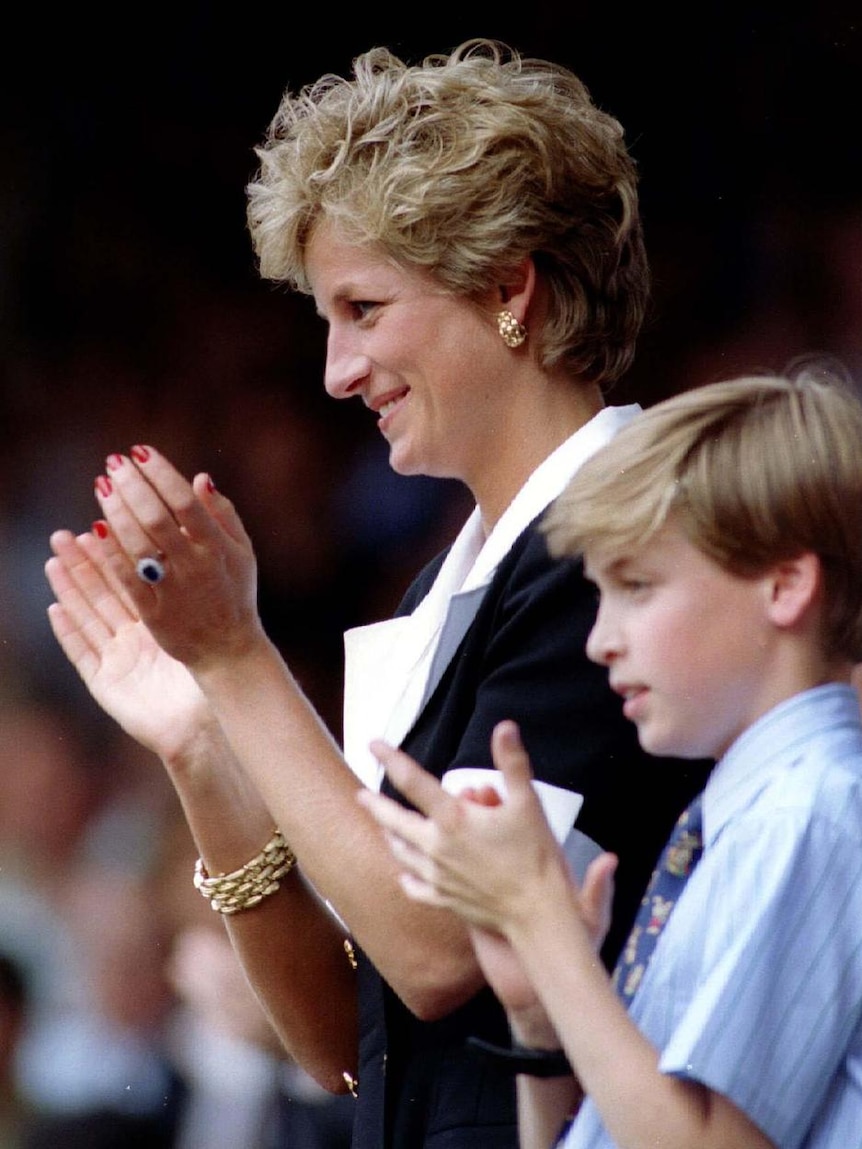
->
[703, 683, 862, 846]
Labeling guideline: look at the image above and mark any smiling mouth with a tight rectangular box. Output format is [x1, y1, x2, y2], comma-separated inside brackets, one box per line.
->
[377, 389, 409, 422]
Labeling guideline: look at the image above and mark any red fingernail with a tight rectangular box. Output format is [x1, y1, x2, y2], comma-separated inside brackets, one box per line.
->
[131, 445, 151, 463]
[95, 475, 112, 498]
[92, 520, 109, 540]
[106, 453, 124, 472]
[205, 474, 216, 494]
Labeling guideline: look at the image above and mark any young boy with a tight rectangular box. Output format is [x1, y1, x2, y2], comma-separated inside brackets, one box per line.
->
[360, 370, 862, 1149]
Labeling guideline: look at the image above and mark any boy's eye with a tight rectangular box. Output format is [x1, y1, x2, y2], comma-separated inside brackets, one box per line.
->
[622, 578, 650, 594]
[350, 300, 377, 320]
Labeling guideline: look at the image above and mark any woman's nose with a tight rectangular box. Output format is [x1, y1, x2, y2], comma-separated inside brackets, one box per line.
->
[323, 327, 371, 399]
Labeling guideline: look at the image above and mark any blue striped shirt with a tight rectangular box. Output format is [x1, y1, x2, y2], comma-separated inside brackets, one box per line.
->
[566, 683, 862, 1149]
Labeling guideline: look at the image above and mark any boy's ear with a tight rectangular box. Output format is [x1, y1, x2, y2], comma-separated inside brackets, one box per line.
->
[766, 552, 822, 629]
[497, 255, 537, 324]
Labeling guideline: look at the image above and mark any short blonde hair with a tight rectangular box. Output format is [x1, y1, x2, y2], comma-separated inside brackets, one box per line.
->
[543, 366, 862, 661]
[246, 39, 648, 388]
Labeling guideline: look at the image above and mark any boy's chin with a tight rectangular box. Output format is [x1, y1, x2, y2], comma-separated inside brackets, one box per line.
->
[638, 727, 702, 761]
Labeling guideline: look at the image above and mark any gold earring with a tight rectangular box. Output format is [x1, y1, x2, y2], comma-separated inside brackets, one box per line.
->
[497, 309, 527, 349]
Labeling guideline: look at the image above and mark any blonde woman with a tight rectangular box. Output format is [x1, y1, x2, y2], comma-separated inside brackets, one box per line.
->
[45, 41, 709, 1148]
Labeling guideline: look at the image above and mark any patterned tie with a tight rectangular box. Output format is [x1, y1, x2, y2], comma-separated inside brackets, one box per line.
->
[552, 796, 705, 1147]
[612, 793, 704, 1002]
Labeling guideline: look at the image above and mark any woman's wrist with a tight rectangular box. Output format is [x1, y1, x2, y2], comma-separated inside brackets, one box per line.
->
[186, 619, 273, 683]
[159, 701, 226, 773]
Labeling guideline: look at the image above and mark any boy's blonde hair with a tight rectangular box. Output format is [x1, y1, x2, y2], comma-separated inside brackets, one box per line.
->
[543, 366, 862, 661]
[246, 39, 648, 388]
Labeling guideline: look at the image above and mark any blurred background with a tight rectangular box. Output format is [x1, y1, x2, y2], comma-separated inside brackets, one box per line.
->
[0, 3, 859, 1145]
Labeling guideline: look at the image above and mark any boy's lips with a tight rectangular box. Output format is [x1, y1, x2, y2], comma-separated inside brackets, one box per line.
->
[613, 681, 649, 721]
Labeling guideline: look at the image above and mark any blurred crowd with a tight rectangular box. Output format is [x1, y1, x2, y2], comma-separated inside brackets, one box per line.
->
[0, 177, 476, 1145]
[1, 13, 860, 1148]
[0, 260, 470, 1147]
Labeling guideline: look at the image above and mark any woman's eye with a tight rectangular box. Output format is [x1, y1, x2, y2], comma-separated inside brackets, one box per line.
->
[350, 300, 377, 320]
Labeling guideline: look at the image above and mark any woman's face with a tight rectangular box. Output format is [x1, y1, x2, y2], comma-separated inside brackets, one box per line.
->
[305, 219, 513, 488]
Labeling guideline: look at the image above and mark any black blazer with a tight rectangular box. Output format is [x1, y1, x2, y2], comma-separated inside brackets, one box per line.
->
[350, 516, 711, 1148]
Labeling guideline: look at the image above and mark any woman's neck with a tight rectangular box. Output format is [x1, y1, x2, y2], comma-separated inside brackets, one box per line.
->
[473, 376, 605, 533]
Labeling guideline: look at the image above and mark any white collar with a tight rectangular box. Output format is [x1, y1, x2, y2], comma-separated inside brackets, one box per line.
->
[430, 404, 643, 602]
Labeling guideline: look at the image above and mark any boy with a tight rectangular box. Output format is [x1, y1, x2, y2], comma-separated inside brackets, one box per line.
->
[360, 370, 862, 1148]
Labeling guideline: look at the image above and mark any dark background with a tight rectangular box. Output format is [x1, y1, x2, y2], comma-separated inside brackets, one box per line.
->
[1, 2, 860, 724]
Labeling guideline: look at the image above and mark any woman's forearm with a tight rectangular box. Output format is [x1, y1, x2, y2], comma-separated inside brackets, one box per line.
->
[180, 637, 485, 1021]
[162, 717, 359, 1089]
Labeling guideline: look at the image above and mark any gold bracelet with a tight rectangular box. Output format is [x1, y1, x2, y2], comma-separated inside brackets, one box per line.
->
[193, 829, 296, 915]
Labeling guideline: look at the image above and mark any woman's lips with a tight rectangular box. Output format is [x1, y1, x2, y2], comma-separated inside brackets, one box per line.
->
[377, 389, 409, 429]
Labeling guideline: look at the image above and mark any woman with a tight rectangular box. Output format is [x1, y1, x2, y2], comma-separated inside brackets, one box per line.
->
[44, 40, 710, 1148]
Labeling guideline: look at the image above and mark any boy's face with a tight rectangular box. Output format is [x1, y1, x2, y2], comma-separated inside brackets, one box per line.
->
[584, 523, 779, 761]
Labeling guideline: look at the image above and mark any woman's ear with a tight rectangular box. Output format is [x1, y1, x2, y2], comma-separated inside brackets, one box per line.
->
[766, 552, 822, 630]
[498, 255, 538, 324]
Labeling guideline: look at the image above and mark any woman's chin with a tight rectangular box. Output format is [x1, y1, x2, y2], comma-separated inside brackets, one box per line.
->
[387, 445, 439, 479]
